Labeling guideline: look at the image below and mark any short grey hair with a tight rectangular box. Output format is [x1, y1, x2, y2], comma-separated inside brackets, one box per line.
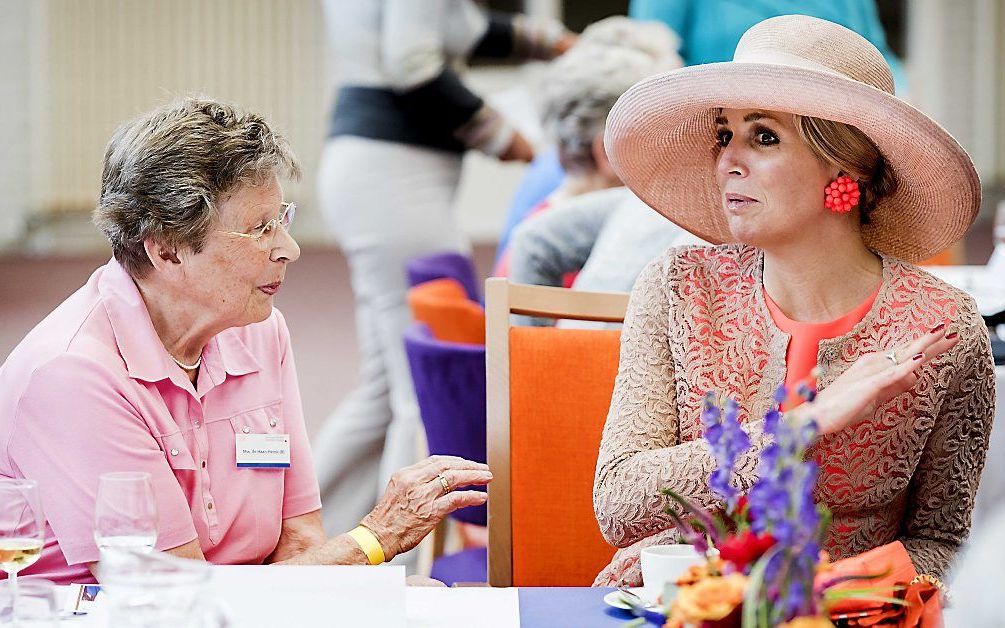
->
[93, 97, 301, 278]
[577, 16, 682, 67]
[539, 23, 681, 174]
[542, 26, 683, 172]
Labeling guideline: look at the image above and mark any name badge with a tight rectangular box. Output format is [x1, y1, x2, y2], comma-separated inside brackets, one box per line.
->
[236, 433, 291, 468]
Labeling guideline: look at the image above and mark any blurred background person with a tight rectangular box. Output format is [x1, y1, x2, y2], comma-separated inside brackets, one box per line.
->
[493, 16, 682, 278]
[312, 0, 573, 552]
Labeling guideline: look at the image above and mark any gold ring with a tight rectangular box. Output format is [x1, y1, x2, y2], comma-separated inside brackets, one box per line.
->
[886, 350, 898, 365]
[436, 474, 451, 495]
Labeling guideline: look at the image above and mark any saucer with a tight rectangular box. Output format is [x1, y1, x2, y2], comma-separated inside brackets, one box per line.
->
[603, 587, 657, 611]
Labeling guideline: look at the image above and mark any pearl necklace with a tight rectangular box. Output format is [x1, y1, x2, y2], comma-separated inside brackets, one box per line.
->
[171, 354, 202, 371]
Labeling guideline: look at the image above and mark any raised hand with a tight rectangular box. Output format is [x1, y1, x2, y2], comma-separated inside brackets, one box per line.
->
[360, 455, 492, 560]
[810, 324, 959, 436]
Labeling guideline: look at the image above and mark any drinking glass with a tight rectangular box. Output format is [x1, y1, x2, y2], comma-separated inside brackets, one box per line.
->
[0, 579, 58, 627]
[100, 549, 228, 627]
[0, 479, 44, 591]
[94, 472, 157, 555]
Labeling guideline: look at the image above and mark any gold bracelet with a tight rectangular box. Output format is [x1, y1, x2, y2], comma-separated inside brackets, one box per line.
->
[910, 573, 949, 604]
[347, 525, 386, 565]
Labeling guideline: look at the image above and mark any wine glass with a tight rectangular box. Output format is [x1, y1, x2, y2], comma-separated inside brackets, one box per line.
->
[94, 472, 157, 556]
[0, 478, 45, 614]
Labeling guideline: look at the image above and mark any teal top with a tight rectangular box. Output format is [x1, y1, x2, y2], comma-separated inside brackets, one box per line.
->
[629, 0, 907, 94]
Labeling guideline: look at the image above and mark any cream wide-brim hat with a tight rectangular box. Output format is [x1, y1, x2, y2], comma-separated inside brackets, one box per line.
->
[604, 15, 981, 263]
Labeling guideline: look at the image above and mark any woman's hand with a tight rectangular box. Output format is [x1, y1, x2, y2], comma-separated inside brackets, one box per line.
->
[360, 455, 491, 561]
[594, 547, 642, 587]
[499, 132, 535, 163]
[552, 33, 578, 56]
[811, 324, 959, 436]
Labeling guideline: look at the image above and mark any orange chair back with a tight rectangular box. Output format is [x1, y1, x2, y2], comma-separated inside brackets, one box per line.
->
[485, 278, 629, 586]
[508, 327, 620, 585]
[408, 278, 486, 344]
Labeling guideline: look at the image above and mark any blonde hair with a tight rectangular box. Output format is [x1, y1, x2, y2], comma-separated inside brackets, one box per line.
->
[794, 116, 897, 224]
[93, 97, 301, 277]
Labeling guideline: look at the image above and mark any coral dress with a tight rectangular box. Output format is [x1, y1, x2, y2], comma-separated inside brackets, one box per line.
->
[764, 284, 880, 409]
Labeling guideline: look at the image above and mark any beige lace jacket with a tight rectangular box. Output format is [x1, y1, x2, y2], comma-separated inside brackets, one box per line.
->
[593, 244, 995, 585]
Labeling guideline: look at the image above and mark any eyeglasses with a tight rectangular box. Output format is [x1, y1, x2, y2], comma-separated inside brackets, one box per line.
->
[217, 202, 296, 248]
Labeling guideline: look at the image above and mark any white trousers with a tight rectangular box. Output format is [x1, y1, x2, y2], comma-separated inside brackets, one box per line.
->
[313, 136, 470, 542]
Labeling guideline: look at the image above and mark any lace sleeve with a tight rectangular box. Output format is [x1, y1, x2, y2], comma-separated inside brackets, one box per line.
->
[593, 255, 770, 548]
[899, 303, 996, 579]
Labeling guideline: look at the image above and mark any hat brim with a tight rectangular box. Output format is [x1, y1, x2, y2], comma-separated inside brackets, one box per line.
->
[605, 63, 982, 262]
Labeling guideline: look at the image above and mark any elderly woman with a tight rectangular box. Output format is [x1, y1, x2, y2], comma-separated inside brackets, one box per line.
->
[593, 15, 995, 586]
[0, 98, 490, 585]
[492, 17, 681, 277]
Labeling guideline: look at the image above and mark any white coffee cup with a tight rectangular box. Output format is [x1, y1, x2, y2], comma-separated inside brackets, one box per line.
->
[640, 544, 702, 603]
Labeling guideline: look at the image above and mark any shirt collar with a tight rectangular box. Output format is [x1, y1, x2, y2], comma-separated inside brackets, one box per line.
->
[98, 258, 262, 386]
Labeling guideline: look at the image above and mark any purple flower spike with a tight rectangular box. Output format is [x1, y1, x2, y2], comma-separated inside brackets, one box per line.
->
[772, 385, 788, 406]
[701, 392, 754, 511]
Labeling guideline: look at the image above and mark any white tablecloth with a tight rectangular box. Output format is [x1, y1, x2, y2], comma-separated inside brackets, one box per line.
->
[57, 570, 522, 628]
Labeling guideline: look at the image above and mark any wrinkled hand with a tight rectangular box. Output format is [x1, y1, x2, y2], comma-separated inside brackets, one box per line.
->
[360, 455, 491, 561]
[811, 324, 959, 436]
[499, 132, 535, 163]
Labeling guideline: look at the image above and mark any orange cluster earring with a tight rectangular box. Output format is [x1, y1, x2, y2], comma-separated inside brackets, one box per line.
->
[824, 175, 861, 213]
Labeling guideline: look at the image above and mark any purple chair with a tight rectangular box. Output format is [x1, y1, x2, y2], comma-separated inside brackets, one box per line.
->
[429, 547, 488, 587]
[405, 252, 481, 303]
[403, 323, 486, 526]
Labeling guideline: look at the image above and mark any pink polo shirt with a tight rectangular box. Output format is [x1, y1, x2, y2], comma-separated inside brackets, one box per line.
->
[0, 259, 321, 584]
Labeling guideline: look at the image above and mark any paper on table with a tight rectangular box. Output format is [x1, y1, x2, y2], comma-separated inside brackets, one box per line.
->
[407, 587, 520, 628]
[211, 565, 406, 627]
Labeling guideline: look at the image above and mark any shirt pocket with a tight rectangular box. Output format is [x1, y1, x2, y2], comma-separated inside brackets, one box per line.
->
[154, 431, 199, 472]
[227, 401, 285, 437]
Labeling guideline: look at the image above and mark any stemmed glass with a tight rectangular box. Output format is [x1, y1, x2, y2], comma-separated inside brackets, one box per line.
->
[94, 472, 157, 555]
[0, 479, 45, 611]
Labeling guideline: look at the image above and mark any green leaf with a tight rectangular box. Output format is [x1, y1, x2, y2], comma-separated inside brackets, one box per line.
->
[826, 593, 907, 606]
[663, 489, 726, 541]
[742, 546, 781, 628]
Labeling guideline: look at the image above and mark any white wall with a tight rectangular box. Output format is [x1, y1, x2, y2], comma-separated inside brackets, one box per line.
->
[0, 0, 33, 247]
[907, 0, 1005, 187]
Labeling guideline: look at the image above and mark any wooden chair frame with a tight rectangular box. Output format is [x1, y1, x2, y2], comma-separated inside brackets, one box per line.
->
[485, 278, 629, 586]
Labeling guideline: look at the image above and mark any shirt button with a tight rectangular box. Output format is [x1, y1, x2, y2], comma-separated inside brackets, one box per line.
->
[207, 502, 214, 510]
[242, 426, 251, 434]
[170, 448, 179, 456]
[193, 421, 201, 428]
[269, 419, 278, 428]
[201, 461, 207, 469]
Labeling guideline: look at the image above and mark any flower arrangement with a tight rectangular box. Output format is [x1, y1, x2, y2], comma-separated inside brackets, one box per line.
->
[643, 387, 940, 628]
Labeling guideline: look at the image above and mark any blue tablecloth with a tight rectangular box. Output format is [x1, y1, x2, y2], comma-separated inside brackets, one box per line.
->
[518, 587, 665, 627]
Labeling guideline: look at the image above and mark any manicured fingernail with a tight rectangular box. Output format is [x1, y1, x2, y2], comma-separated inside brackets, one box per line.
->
[945, 331, 958, 340]
[930, 323, 945, 333]
[913, 353, 924, 361]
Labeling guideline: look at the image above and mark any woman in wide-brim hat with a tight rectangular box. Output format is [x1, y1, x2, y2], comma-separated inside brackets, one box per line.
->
[592, 15, 995, 586]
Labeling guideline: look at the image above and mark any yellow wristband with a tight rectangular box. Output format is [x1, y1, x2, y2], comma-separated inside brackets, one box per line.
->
[347, 526, 386, 565]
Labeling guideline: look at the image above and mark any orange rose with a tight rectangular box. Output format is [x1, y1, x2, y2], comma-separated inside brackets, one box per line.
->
[779, 617, 834, 628]
[677, 557, 726, 586]
[669, 573, 747, 623]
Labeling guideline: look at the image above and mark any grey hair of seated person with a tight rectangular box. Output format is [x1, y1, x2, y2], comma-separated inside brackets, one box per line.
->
[576, 15, 681, 66]
[538, 20, 682, 175]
